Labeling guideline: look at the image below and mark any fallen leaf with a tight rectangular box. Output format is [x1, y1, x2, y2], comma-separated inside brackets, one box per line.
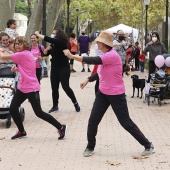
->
[158, 161, 166, 163]
[104, 144, 113, 147]
[106, 160, 121, 166]
[0, 137, 5, 140]
[165, 144, 170, 146]
[132, 156, 149, 159]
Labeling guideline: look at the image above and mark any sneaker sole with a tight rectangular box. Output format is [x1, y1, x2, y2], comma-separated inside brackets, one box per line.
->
[83, 151, 94, 157]
[49, 110, 59, 113]
[11, 136, 27, 140]
[141, 148, 155, 156]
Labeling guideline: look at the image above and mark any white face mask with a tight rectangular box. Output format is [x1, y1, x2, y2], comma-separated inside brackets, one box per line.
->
[1, 43, 9, 47]
[152, 37, 157, 42]
[50, 34, 55, 38]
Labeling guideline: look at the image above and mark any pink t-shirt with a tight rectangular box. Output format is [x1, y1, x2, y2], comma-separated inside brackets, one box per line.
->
[97, 49, 125, 95]
[30, 45, 45, 68]
[11, 50, 40, 93]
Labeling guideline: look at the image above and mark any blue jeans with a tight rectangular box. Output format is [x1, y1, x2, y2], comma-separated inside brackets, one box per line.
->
[140, 61, 145, 71]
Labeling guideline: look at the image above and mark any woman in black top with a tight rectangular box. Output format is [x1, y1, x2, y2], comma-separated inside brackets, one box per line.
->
[35, 29, 80, 113]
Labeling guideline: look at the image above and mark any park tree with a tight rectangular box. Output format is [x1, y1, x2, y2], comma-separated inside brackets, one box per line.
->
[0, 0, 16, 30]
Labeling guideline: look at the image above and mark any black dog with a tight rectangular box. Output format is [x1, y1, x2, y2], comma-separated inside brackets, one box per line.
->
[131, 75, 145, 99]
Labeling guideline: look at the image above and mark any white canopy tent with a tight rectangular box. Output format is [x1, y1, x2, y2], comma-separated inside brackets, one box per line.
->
[105, 24, 139, 43]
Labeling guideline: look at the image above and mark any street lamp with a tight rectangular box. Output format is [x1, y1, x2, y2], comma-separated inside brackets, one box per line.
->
[76, 8, 79, 40]
[144, 0, 150, 46]
[42, 0, 48, 77]
[67, 0, 70, 38]
[42, 0, 46, 48]
[88, 19, 92, 37]
[165, 0, 169, 51]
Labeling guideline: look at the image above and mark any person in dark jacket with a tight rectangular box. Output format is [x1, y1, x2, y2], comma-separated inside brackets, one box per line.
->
[35, 29, 80, 113]
[144, 32, 167, 82]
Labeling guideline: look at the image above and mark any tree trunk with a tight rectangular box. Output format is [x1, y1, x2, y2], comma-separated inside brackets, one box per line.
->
[27, 0, 32, 18]
[0, 0, 16, 30]
[25, 0, 43, 40]
[46, 0, 65, 36]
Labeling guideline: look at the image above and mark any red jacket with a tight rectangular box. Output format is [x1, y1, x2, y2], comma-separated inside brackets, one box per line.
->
[139, 54, 146, 62]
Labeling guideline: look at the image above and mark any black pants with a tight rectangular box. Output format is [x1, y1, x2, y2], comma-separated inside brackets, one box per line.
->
[135, 57, 139, 70]
[36, 67, 42, 83]
[9, 89, 62, 132]
[50, 66, 77, 107]
[148, 61, 157, 82]
[94, 79, 99, 95]
[87, 90, 151, 150]
[70, 52, 76, 65]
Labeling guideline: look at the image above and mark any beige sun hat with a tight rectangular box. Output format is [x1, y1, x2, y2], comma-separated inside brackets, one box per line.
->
[95, 31, 114, 47]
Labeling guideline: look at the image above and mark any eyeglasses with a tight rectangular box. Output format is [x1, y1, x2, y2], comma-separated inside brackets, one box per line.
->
[14, 43, 23, 46]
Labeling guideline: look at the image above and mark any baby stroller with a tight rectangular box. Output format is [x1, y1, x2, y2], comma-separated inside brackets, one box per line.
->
[0, 63, 25, 128]
[144, 71, 170, 106]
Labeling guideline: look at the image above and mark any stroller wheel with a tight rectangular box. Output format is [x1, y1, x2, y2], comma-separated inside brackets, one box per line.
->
[19, 107, 25, 122]
[6, 118, 11, 128]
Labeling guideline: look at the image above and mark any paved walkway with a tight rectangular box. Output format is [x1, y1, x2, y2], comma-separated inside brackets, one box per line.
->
[0, 43, 170, 170]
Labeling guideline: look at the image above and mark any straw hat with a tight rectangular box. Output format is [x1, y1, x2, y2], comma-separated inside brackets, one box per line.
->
[95, 31, 114, 47]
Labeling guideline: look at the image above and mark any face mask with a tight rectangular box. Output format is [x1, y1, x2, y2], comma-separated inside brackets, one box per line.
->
[82, 33, 85, 36]
[50, 34, 55, 38]
[152, 37, 157, 42]
[119, 36, 125, 41]
[1, 43, 9, 47]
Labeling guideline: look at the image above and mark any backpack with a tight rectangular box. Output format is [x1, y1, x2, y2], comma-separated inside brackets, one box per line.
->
[67, 41, 72, 50]
[130, 46, 136, 59]
[128, 46, 136, 62]
[30, 44, 47, 77]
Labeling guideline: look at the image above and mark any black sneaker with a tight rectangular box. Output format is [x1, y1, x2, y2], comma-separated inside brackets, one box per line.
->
[88, 68, 91, 72]
[58, 125, 67, 140]
[71, 69, 76, 73]
[81, 68, 85, 72]
[11, 131, 27, 140]
[74, 102, 80, 112]
[48, 106, 58, 113]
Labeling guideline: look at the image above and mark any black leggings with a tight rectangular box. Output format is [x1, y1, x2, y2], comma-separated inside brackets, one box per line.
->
[36, 67, 42, 83]
[87, 90, 151, 150]
[50, 66, 77, 107]
[148, 61, 157, 82]
[69, 52, 76, 65]
[9, 89, 62, 132]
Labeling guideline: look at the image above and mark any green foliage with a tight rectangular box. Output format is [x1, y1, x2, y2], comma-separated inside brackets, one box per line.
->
[15, 0, 30, 18]
[63, 0, 167, 31]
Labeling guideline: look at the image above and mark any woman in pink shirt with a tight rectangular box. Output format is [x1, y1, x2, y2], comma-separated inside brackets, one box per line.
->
[63, 31, 154, 157]
[0, 36, 67, 140]
[30, 34, 46, 83]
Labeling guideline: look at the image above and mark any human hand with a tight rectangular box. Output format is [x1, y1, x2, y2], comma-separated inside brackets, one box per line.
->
[80, 79, 89, 89]
[11, 66, 18, 72]
[35, 31, 40, 37]
[148, 41, 153, 46]
[0, 48, 4, 53]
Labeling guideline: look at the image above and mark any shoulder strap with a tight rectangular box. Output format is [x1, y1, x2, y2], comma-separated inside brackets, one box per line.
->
[38, 44, 44, 57]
